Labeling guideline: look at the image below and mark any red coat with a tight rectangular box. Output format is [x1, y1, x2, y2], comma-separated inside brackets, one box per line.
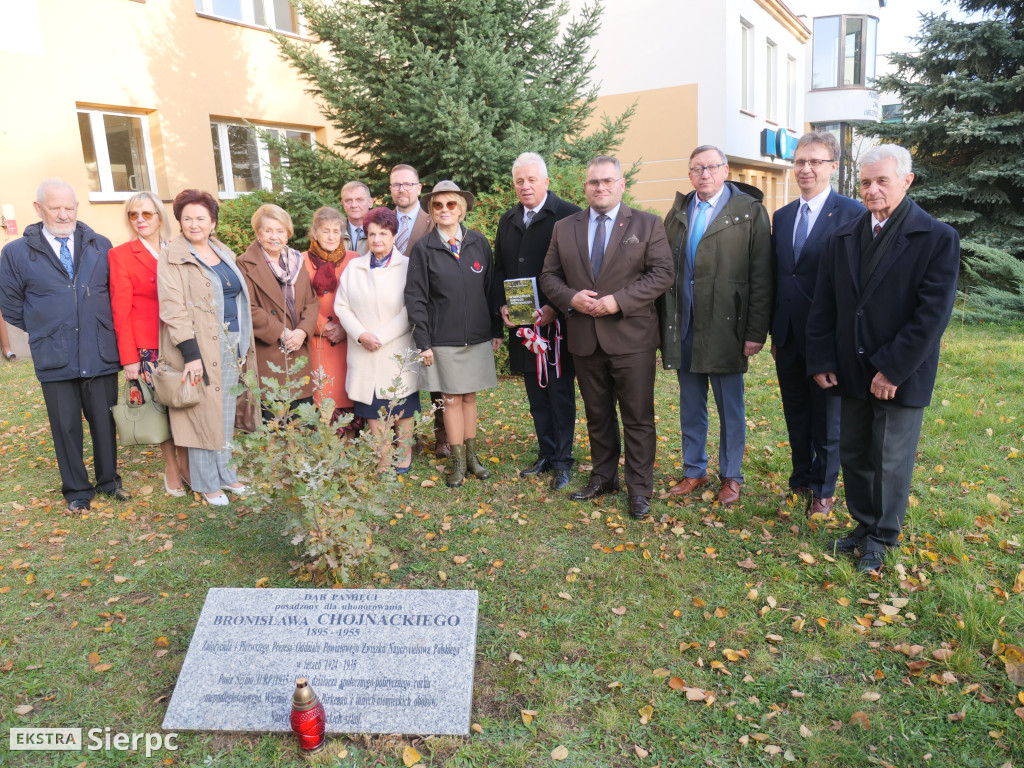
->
[109, 238, 161, 364]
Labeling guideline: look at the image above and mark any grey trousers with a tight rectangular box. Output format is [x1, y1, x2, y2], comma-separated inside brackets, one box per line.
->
[839, 397, 924, 553]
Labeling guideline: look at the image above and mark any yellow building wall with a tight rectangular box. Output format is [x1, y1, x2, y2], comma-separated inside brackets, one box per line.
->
[590, 86, 790, 217]
[0, 0, 338, 246]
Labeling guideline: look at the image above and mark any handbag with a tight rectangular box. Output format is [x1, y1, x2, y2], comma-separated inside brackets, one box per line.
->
[234, 387, 260, 433]
[111, 379, 171, 446]
[152, 358, 203, 408]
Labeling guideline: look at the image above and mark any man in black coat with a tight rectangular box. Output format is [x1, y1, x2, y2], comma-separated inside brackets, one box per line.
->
[0, 179, 130, 513]
[495, 153, 581, 490]
[806, 144, 959, 574]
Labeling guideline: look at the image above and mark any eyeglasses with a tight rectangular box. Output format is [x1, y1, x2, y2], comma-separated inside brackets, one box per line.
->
[128, 210, 157, 221]
[390, 182, 420, 190]
[585, 177, 622, 190]
[793, 159, 834, 169]
[432, 200, 460, 211]
[689, 163, 727, 176]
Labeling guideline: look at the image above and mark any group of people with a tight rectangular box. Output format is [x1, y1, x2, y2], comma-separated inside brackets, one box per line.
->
[0, 136, 959, 575]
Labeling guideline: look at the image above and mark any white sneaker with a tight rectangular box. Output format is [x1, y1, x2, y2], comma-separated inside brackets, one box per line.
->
[203, 492, 230, 506]
[221, 483, 249, 496]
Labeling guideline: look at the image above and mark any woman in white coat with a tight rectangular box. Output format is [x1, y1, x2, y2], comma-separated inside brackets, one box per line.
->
[334, 207, 419, 473]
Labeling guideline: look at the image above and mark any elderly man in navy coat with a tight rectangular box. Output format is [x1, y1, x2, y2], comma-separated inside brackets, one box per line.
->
[495, 153, 581, 491]
[771, 132, 864, 517]
[0, 179, 130, 513]
[807, 144, 959, 574]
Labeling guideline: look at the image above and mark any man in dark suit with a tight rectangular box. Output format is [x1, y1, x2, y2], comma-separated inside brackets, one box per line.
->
[0, 179, 130, 513]
[771, 132, 865, 517]
[807, 144, 959, 574]
[389, 163, 447, 456]
[540, 155, 674, 519]
[657, 146, 772, 507]
[495, 153, 581, 490]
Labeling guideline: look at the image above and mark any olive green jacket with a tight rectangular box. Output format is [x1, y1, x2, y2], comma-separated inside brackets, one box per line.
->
[657, 181, 772, 373]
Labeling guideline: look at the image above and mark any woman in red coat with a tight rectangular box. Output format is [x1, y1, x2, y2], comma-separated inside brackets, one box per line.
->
[303, 206, 360, 434]
[109, 191, 188, 496]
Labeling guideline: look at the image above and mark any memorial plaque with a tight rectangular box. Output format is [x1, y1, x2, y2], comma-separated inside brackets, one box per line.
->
[162, 588, 478, 735]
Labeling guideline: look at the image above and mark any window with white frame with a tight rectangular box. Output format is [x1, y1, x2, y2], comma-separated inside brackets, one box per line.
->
[210, 121, 313, 197]
[740, 19, 754, 112]
[812, 15, 878, 90]
[194, 0, 303, 35]
[765, 39, 778, 123]
[786, 56, 797, 129]
[76, 108, 158, 202]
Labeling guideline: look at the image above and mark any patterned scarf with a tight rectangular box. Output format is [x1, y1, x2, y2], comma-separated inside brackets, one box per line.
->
[263, 245, 303, 326]
[307, 238, 347, 296]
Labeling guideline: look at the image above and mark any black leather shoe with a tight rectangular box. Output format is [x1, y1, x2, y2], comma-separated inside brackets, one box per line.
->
[857, 550, 885, 574]
[551, 468, 571, 491]
[570, 478, 620, 501]
[520, 458, 552, 477]
[830, 535, 863, 557]
[629, 496, 651, 520]
[67, 499, 90, 513]
[103, 487, 132, 502]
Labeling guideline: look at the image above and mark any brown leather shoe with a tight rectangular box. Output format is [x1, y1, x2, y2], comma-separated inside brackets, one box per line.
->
[668, 475, 710, 497]
[717, 479, 741, 506]
[434, 441, 451, 459]
[808, 496, 834, 517]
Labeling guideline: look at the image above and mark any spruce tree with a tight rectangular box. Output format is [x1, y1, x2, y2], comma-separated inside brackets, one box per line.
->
[861, 0, 1024, 320]
[274, 0, 632, 196]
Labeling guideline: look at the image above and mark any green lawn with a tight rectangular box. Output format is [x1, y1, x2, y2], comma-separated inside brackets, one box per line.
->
[2, 321, 1022, 767]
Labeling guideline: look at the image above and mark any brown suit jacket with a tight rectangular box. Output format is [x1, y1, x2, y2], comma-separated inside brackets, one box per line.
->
[540, 204, 674, 357]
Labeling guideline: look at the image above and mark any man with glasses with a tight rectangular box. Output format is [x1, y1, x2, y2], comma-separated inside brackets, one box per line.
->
[389, 164, 447, 456]
[495, 152, 581, 491]
[657, 145, 771, 507]
[771, 132, 865, 518]
[0, 179, 130, 513]
[341, 181, 373, 256]
[541, 155, 674, 520]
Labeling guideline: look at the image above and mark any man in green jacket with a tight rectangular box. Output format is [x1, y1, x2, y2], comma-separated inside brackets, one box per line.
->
[656, 146, 772, 506]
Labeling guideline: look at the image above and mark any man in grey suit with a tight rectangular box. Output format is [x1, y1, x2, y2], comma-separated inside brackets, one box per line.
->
[771, 132, 865, 517]
[341, 181, 372, 255]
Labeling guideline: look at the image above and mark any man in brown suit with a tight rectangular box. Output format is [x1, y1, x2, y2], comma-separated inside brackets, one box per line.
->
[540, 156, 674, 519]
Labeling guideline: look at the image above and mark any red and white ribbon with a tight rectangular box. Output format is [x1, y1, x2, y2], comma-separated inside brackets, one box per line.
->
[516, 319, 562, 388]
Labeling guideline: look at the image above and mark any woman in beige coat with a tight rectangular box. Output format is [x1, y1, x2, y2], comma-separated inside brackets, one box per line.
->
[334, 207, 419, 473]
[158, 189, 255, 506]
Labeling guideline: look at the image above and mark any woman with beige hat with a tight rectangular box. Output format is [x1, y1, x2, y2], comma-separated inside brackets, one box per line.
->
[404, 181, 503, 487]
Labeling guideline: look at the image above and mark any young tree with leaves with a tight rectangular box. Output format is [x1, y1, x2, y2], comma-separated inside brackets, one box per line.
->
[273, 0, 632, 197]
[860, 0, 1024, 320]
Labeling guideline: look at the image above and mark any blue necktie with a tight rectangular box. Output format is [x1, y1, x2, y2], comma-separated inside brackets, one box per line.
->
[56, 237, 73, 278]
[688, 201, 711, 268]
[793, 202, 809, 262]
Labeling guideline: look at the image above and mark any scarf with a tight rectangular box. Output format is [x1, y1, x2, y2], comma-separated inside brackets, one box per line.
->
[370, 249, 393, 269]
[263, 245, 303, 326]
[307, 238, 347, 296]
[859, 197, 912, 291]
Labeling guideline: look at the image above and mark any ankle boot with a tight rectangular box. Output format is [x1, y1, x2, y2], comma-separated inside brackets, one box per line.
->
[447, 444, 466, 488]
[465, 438, 490, 480]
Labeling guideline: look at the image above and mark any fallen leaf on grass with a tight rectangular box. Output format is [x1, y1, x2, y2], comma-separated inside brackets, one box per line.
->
[634, 745, 649, 758]
[861, 691, 882, 702]
[14, 704, 33, 715]
[848, 711, 871, 730]
[93, 663, 113, 673]
[692, 597, 706, 608]
[878, 604, 901, 616]
[551, 744, 569, 760]
[685, 687, 707, 701]
[254, 577, 270, 588]
[799, 724, 812, 739]
[471, 723, 483, 734]
[521, 709, 537, 726]
[1015, 708, 1024, 723]
[508, 652, 523, 662]
[947, 709, 965, 722]
[1013, 571, 1024, 594]
[737, 557, 757, 570]
[611, 605, 626, 615]
[932, 648, 953, 662]
[668, 676, 686, 691]
[638, 705, 653, 724]
[87, 652, 101, 666]
[652, 668, 671, 678]
[997, 643, 1024, 686]
[402, 746, 421, 766]
[113, 575, 128, 584]
[798, 552, 816, 565]
[930, 671, 958, 686]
